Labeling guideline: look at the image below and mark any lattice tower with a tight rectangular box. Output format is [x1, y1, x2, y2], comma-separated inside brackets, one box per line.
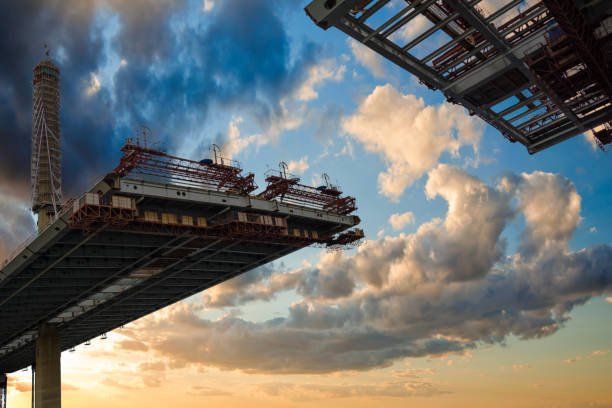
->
[32, 59, 62, 219]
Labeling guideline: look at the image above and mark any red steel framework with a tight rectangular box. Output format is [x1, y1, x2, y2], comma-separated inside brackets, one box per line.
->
[70, 204, 136, 231]
[592, 123, 612, 150]
[69, 145, 363, 248]
[413, 0, 612, 146]
[524, 0, 612, 147]
[70, 199, 364, 248]
[306, 0, 612, 152]
[541, 0, 612, 98]
[436, 2, 553, 81]
[257, 164, 357, 215]
[111, 141, 257, 195]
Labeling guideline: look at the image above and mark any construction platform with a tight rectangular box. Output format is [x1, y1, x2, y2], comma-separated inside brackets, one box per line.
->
[306, 0, 612, 153]
[0, 142, 362, 375]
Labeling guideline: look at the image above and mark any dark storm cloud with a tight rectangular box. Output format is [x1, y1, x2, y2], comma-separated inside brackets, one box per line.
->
[111, 0, 318, 153]
[0, 0, 111, 199]
[0, 195, 36, 261]
[0, 0, 319, 198]
[0, 0, 320, 259]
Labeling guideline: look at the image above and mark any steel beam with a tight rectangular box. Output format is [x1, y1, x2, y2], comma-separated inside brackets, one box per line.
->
[43, 246, 154, 259]
[512, 105, 558, 125]
[2, 177, 359, 373]
[445, 0, 590, 146]
[56, 235, 172, 248]
[339, 14, 448, 89]
[496, 92, 546, 117]
[442, 21, 549, 94]
[529, 108, 612, 152]
[0, 234, 192, 353]
[420, 27, 476, 64]
[402, 9, 461, 52]
[306, 0, 530, 145]
[0, 225, 107, 309]
[376, 0, 438, 41]
[357, 0, 390, 23]
[305, 0, 609, 151]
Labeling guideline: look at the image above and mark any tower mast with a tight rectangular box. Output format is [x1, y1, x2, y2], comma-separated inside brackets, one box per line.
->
[32, 45, 62, 231]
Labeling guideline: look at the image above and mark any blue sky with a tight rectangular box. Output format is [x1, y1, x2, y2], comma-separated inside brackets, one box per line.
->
[1, 0, 611, 406]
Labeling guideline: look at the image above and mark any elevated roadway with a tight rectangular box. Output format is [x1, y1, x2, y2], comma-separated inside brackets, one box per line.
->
[0, 145, 362, 407]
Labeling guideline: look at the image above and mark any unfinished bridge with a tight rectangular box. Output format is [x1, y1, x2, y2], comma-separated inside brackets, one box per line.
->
[306, 0, 612, 153]
[0, 141, 362, 408]
[0, 59, 362, 408]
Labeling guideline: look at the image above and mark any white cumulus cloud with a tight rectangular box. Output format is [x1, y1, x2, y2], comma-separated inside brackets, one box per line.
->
[342, 84, 483, 200]
[114, 167, 612, 375]
[287, 156, 309, 175]
[85, 72, 101, 96]
[296, 58, 345, 102]
[389, 212, 415, 230]
[0, 191, 36, 264]
[348, 39, 387, 78]
[221, 117, 258, 158]
[391, 15, 430, 45]
[202, 0, 214, 12]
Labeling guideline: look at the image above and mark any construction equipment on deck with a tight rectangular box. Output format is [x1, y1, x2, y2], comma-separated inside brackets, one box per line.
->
[257, 163, 357, 215]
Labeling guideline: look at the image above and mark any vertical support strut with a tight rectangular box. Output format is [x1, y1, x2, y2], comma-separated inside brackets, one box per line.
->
[0, 373, 7, 408]
[35, 324, 61, 408]
[31, 365, 35, 408]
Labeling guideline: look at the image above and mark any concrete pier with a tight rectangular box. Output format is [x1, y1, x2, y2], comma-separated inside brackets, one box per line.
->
[35, 324, 61, 408]
[1, 373, 7, 408]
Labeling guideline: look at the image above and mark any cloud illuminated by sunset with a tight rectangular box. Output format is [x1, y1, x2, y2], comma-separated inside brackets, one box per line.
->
[1, 1, 611, 408]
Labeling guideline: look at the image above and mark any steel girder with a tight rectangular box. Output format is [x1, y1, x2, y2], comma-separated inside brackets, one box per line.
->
[305, 0, 612, 153]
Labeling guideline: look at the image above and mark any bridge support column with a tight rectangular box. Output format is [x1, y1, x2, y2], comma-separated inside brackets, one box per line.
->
[35, 324, 61, 408]
[1, 373, 7, 408]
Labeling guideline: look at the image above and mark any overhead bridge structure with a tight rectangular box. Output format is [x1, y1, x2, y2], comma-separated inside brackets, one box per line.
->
[0, 142, 362, 407]
[306, 0, 612, 153]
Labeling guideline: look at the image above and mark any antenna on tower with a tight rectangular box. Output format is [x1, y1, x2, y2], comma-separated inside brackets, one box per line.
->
[44, 44, 50, 58]
[210, 144, 221, 165]
[279, 161, 289, 179]
[322, 173, 331, 187]
[135, 125, 151, 148]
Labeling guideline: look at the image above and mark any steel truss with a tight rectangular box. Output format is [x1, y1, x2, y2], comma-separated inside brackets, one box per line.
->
[305, 0, 612, 153]
[32, 94, 63, 215]
[112, 142, 257, 195]
[70, 202, 363, 248]
[257, 167, 357, 215]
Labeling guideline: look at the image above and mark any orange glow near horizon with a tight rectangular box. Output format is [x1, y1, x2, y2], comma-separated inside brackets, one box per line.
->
[6, 297, 612, 408]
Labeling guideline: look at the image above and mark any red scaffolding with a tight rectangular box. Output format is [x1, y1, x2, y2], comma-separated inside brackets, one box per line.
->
[111, 142, 257, 195]
[433, 1, 552, 81]
[592, 123, 612, 150]
[70, 196, 364, 249]
[525, 1, 612, 143]
[541, 0, 612, 99]
[71, 194, 136, 231]
[256, 167, 357, 215]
